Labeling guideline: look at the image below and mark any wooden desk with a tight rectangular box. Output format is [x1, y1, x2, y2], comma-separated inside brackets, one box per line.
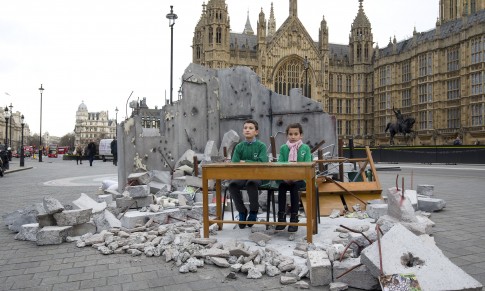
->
[202, 162, 317, 243]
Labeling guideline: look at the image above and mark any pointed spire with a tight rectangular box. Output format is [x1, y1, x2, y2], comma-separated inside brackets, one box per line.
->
[352, 0, 371, 29]
[289, 0, 297, 17]
[243, 10, 254, 35]
[268, 2, 276, 36]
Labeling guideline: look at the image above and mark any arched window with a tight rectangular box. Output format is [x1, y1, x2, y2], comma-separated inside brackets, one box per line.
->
[216, 27, 222, 44]
[208, 27, 213, 44]
[196, 46, 201, 59]
[274, 57, 312, 98]
[357, 43, 362, 62]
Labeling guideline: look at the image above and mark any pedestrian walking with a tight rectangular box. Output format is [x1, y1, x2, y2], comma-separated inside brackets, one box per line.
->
[75, 144, 83, 165]
[111, 139, 117, 166]
[87, 140, 96, 166]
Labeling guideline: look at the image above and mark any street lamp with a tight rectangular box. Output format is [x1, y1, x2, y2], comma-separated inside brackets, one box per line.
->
[303, 56, 309, 98]
[8, 103, 13, 148]
[20, 115, 25, 167]
[166, 5, 178, 105]
[115, 107, 119, 139]
[4, 106, 9, 146]
[39, 84, 44, 162]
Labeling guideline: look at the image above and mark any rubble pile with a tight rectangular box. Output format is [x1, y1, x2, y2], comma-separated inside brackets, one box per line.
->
[1, 145, 482, 290]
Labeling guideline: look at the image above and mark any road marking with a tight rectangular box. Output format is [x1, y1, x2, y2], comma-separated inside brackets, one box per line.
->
[378, 165, 485, 171]
[44, 174, 118, 187]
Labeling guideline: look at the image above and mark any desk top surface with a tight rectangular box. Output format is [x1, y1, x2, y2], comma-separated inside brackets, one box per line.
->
[202, 162, 315, 169]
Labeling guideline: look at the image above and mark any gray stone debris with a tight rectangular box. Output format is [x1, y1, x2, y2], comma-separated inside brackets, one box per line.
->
[126, 185, 150, 198]
[333, 258, 379, 290]
[127, 172, 152, 185]
[307, 250, 331, 286]
[417, 196, 446, 212]
[43, 197, 64, 214]
[329, 282, 348, 291]
[417, 184, 434, 196]
[36, 226, 72, 245]
[72, 193, 107, 213]
[361, 223, 483, 291]
[3, 203, 45, 232]
[15, 223, 39, 241]
[53, 208, 92, 226]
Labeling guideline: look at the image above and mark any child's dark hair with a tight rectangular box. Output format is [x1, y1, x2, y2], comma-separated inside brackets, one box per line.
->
[244, 119, 259, 130]
[286, 123, 303, 134]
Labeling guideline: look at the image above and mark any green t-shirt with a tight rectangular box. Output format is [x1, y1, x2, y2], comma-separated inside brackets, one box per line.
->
[231, 140, 269, 163]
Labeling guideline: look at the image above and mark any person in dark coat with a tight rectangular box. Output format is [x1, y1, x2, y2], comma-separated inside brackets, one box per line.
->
[110, 139, 117, 166]
[87, 140, 96, 166]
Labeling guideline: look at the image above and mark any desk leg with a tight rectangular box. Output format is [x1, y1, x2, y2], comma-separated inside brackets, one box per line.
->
[216, 179, 222, 230]
[202, 173, 209, 238]
[312, 176, 318, 234]
[306, 172, 313, 244]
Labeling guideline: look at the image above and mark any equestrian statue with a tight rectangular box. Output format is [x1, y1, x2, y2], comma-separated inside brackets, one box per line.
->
[385, 107, 416, 145]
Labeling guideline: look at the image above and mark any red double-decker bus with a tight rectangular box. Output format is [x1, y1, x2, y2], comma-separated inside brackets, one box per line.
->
[47, 144, 58, 158]
[58, 146, 69, 155]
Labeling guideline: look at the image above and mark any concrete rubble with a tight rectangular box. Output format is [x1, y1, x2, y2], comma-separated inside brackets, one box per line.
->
[2, 147, 482, 290]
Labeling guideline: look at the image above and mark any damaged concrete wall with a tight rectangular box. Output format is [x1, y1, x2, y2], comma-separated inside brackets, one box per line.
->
[118, 63, 337, 191]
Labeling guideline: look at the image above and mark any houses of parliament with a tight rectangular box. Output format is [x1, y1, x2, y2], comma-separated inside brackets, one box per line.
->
[192, 0, 485, 146]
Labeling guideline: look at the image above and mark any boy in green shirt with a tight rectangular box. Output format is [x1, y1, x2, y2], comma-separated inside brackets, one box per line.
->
[276, 123, 312, 232]
[228, 119, 268, 228]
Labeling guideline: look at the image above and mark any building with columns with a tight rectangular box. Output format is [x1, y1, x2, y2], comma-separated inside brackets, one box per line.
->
[192, 0, 485, 146]
[74, 101, 116, 146]
[1, 107, 31, 151]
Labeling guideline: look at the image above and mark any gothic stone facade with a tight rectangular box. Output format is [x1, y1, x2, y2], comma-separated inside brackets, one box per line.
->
[193, 0, 485, 146]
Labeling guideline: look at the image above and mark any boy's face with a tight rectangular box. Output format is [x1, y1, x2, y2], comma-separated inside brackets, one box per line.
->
[243, 122, 258, 140]
[287, 127, 302, 143]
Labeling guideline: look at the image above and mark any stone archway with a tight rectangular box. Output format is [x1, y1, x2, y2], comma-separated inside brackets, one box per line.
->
[273, 56, 312, 98]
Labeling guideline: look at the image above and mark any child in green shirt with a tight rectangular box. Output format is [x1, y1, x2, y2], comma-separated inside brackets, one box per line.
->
[276, 123, 312, 232]
[228, 119, 268, 228]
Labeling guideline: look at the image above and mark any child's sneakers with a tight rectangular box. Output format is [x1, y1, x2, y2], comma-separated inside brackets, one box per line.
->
[238, 211, 248, 229]
[247, 211, 258, 227]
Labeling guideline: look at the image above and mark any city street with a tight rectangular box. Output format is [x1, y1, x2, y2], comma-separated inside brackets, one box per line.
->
[0, 156, 484, 290]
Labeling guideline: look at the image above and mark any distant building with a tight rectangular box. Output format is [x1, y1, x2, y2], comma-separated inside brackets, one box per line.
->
[74, 101, 116, 146]
[129, 97, 161, 129]
[0, 107, 31, 150]
[193, 0, 485, 145]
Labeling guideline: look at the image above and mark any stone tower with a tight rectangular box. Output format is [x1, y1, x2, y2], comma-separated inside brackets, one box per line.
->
[192, 0, 231, 69]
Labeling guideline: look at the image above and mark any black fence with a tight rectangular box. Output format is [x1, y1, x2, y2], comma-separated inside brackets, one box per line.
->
[343, 146, 485, 164]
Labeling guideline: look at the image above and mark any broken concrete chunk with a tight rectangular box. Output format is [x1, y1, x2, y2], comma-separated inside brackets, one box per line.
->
[15, 223, 39, 241]
[36, 226, 72, 245]
[360, 223, 483, 291]
[307, 251, 331, 286]
[127, 172, 152, 185]
[53, 209, 92, 226]
[417, 196, 446, 212]
[43, 197, 64, 214]
[3, 203, 46, 232]
[72, 193, 107, 213]
[37, 214, 57, 227]
[126, 185, 150, 198]
[210, 257, 231, 267]
[365, 203, 388, 220]
[386, 187, 417, 222]
[329, 282, 348, 291]
[333, 258, 379, 290]
[417, 184, 434, 196]
[219, 130, 240, 158]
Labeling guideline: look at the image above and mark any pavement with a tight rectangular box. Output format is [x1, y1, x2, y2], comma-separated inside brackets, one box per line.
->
[0, 157, 484, 290]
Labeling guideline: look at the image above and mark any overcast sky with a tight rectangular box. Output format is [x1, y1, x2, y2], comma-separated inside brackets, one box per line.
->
[0, 0, 438, 137]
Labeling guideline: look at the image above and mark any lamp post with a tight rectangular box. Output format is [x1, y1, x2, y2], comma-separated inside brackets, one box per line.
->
[166, 5, 178, 105]
[303, 56, 309, 98]
[4, 106, 9, 146]
[20, 115, 25, 167]
[8, 103, 13, 148]
[115, 107, 119, 139]
[39, 84, 44, 162]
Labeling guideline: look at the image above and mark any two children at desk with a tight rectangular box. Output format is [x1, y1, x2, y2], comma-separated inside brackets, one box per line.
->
[228, 120, 312, 232]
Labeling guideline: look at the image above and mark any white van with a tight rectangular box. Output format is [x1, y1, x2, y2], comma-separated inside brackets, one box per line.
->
[99, 139, 114, 162]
